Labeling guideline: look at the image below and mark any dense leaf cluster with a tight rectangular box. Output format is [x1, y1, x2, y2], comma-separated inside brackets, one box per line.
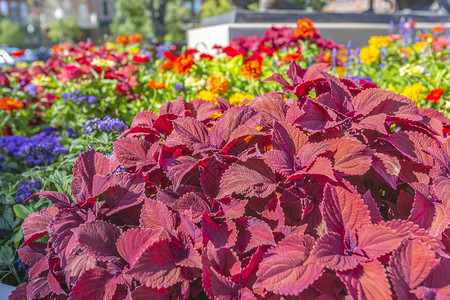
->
[12, 63, 449, 299]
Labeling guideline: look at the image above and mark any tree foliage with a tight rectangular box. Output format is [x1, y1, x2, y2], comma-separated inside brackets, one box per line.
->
[47, 18, 80, 44]
[0, 19, 25, 47]
[201, 0, 232, 19]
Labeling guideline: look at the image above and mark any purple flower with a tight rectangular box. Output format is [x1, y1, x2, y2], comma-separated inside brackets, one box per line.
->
[16, 180, 41, 203]
[174, 83, 185, 93]
[84, 116, 128, 135]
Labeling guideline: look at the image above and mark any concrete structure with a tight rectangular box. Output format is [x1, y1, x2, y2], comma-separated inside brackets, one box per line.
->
[0, 283, 14, 300]
[324, 0, 396, 13]
[188, 9, 450, 52]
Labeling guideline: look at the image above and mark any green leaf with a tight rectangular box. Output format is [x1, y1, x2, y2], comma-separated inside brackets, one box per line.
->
[13, 204, 32, 219]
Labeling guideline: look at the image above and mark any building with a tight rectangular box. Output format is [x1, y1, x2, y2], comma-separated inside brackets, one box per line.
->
[323, 0, 396, 14]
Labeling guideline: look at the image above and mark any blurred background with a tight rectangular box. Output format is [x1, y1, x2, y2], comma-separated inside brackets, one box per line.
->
[0, 0, 448, 61]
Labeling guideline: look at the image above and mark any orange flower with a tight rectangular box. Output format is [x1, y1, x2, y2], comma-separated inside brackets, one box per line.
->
[240, 60, 262, 80]
[400, 48, 412, 57]
[282, 51, 302, 63]
[129, 33, 142, 43]
[322, 53, 331, 63]
[0, 97, 23, 113]
[418, 33, 432, 41]
[146, 80, 166, 89]
[51, 44, 63, 53]
[425, 88, 443, 103]
[173, 54, 194, 75]
[294, 18, 316, 39]
[206, 74, 229, 94]
[116, 35, 129, 45]
[432, 25, 445, 34]
[159, 60, 174, 71]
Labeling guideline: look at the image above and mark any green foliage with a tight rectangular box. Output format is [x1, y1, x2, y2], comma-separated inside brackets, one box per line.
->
[287, 0, 327, 10]
[0, 19, 25, 47]
[47, 18, 80, 44]
[201, 0, 232, 19]
[110, 0, 153, 39]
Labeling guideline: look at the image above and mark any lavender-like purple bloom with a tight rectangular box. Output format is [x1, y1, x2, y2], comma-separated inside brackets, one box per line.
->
[84, 116, 128, 135]
[174, 82, 185, 93]
[61, 90, 97, 104]
[155, 44, 170, 59]
[0, 131, 68, 166]
[16, 180, 41, 203]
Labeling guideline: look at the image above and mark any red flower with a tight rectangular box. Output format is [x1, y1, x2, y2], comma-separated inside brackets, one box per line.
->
[131, 54, 150, 64]
[200, 53, 214, 60]
[259, 44, 276, 56]
[425, 88, 444, 103]
[185, 48, 198, 56]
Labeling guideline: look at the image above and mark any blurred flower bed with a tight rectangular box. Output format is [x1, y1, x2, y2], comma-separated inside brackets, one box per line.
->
[0, 18, 448, 286]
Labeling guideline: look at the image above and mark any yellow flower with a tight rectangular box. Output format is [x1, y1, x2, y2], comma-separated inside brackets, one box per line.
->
[400, 47, 412, 57]
[368, 36, 390, 49]
[31, 74, 50, 87]
[399, 64, 425, 76]
[195, 90, 219, 104]
[209, 111, 222, 119]
[359, 46, 380, 64]
[126, 46, 140, 55]
[31, 61, 45, 67]
[228, 92, 253, 106]
[105, 42, 116, 51]
[16, 62, 28, 69]
[91, 57, 116, 68]
[184, 77, 205, 91]
[402, 84, 426, 102]
[414, 42, 426, 52]
[206, 74, 229, 94]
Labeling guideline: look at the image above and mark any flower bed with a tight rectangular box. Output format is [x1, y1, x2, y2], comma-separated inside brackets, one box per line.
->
[0, 18, 449, 294]
[6, 62, 450, 299]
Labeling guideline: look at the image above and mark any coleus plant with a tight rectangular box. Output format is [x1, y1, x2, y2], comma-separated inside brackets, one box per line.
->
[11, 62, 449, 300]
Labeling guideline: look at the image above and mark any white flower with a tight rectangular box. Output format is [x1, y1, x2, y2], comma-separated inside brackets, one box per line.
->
[399, 64, 425, 76]
[91, 57, 116, 68]
[184, 77, 205, 91]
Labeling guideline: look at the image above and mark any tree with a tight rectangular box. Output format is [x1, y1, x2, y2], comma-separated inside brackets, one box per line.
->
[47, 18, 80, 44]
[110, 0, 188, 42]
[201, 0, 232, 19]
[0, 19, 25, 47]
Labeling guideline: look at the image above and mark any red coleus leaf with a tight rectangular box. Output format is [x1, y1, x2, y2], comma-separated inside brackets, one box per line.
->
[322, 183, 371, 235]
[130, 285, 170, 300]
[201, 213, 237, 248]
[72, 220, 121, 261]
[102, 173, 145, 216]
[328, 137, 373, 176]
[127, 235, 199, 289]
[171, 192, 210, 223]
[159, 96, 186, 116]
[218, 159, 277, 199]
[252, 92, 289, 125]
[253, 234, 323, 295]
[140, 199, 177, 235]
[185, 99, 220, 121]
[113, 136, 158, 170]
[371, 152, 400, 189]
[71, 149, 111, 197]
[116, 228, 163, 265]
[383, 131, 438, 167]
[271, 121, 308, 158]
[234, 217, 275, 254]
[388, 239, 440, 299]
[26, 191, 73, 209]
[296, 99, 332, 132]
[337, 260, 392, 300]
[199, 156, 228, 199]
[21, 206, 58, 247]
[172, 116, 212, 154]
[68, 267, 114, 300]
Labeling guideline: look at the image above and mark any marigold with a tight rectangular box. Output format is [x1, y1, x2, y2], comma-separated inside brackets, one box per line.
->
[359, 46, 380, 65]
[0, 97, 23, 113]
[129, 33, 143, 43]
[159, 60, 174, 71]
[368, 36, 391, 49]
[294, 18, 315, 39]
[282, 51, 302, 63]
[425, 88, 444, 103]
[322, 53, 331, 63]
[173, 54, 194, 75]
[146, 80, 166, 89]
[229, 92, 253, 106]
[402, 84, 426, 102]
[432, 25, 445, 34]
[399, 47, 412, 57]
[116, 35, 129, 45]
[195, 90, 219, 104]
[240, 60, 262, 80]
[206, 74, 229, 94]
[414, 41, 426, 52]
